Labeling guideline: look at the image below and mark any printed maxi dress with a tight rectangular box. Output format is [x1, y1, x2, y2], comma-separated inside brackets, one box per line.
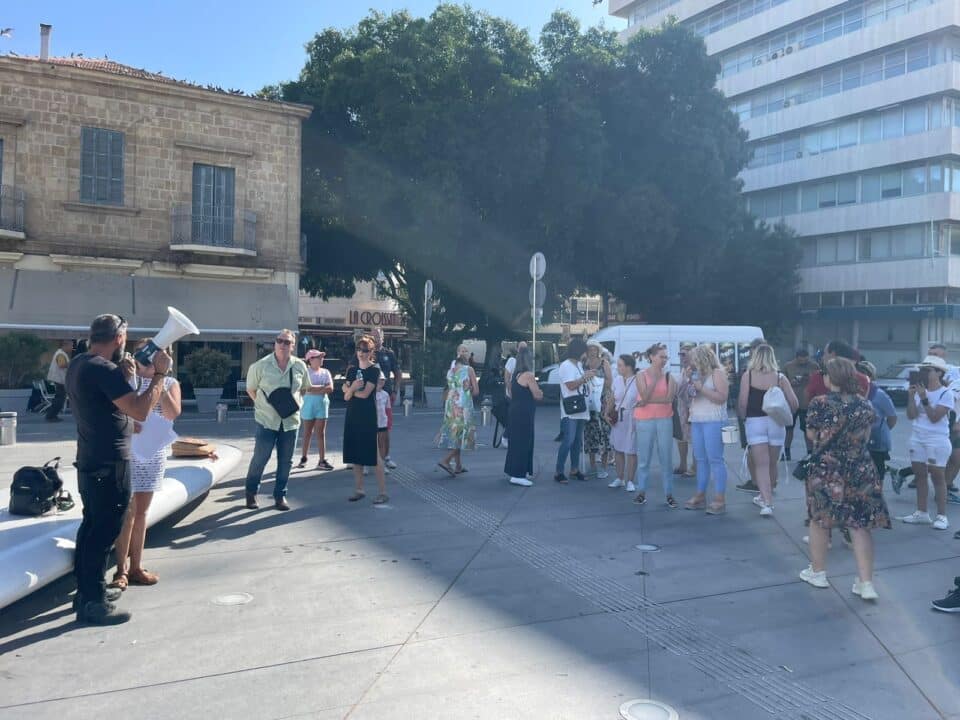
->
[438, 364, 476, 450]
[805, 392, 892, 530]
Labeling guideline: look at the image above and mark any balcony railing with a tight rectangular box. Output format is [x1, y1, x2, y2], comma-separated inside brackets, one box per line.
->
[0, 185, 26, 235]
[170, 205, 257, 254]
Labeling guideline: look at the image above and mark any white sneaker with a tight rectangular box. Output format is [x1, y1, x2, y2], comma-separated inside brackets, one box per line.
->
[852, 580, 879, 600]
[501, 438, 508, 448]
[509, 476, 533, 487]
[385, 458, 398, 469]
[597, 470, 609, 480]
[799, 565, 830, 588]
[608, 477, 624, 489]
[752, 494, 766, 508]
[898, 511, 932, 525]
[362, 467, 369, 476]
[383, 467, 391, 475]
[933, 515, 950, 530]
[759, 504, 774, 517]
[625, 481, 636, 492]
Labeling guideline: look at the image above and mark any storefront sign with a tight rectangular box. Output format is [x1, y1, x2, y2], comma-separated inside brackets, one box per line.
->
[348, 310, 407, 328]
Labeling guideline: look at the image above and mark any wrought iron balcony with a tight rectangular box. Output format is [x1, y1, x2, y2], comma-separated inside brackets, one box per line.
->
[170, 205, 257, 255]
[0, 185, 26, 236]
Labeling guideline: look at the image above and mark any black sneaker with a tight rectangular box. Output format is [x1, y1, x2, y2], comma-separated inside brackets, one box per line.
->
[72, 589, 121, 612]
[554, 473, 568, 484]
[570, 471, 587, 482]
[736, 481, 759, 493]
[932, 577, 960, 613]
[784, 449, 792, 462]
[77, 600, 132, 625]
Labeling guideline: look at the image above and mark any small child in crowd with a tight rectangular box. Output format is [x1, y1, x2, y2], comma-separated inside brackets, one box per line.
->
[376, 376, 392, 473]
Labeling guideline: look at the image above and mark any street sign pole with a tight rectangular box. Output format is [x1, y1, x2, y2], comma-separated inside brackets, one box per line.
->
[423, 279, 433, 405]
[529, 252, 546, 370]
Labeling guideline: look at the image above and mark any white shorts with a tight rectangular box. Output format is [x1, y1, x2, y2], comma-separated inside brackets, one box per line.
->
[745, 416, 786, 448]
[909, 434, 952, 468]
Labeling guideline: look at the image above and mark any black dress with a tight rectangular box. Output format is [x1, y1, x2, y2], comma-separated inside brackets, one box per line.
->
[504, 374, 535, 478]
[342, 364, 381, 467]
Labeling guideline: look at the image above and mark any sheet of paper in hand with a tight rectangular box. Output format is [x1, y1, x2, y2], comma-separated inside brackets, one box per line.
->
[132, 413, 178, 461]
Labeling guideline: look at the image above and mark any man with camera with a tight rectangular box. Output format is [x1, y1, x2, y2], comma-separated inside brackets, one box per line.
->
[67, 314, 173, 625]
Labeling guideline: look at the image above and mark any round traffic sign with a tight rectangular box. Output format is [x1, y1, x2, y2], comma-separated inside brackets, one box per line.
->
[529, 252, 546, 280]
[424, 279, 434, 300]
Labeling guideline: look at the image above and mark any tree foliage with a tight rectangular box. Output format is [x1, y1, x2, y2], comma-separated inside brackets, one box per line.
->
[284, 6, 801, 341]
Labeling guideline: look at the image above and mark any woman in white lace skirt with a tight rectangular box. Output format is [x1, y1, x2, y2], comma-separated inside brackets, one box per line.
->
[110, 342, 181, 590]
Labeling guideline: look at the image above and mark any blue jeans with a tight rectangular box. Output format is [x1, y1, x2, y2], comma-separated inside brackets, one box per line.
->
[245, 423, 297, 499]
[634, 416, 674, 495]
[556, 417, 585, 475]
[692, 420, 727, 495]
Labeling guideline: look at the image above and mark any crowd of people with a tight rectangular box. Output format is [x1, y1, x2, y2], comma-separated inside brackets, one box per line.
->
[63, 311, 960, 624]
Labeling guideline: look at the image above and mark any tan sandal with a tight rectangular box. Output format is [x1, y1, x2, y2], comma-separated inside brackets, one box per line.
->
[108, 572, 128, 591]
[128, 568, 159, 586]
[684, 495, 706, 510]
[705, 502, 727, 515]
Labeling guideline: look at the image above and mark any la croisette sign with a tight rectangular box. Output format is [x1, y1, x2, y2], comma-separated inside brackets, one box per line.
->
[348, 310, 407, 328]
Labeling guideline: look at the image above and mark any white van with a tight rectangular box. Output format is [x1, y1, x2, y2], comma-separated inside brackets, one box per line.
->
[589, 324, 765, 376]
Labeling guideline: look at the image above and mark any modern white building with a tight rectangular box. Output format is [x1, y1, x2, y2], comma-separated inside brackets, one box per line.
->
[610, 0, 959, 367]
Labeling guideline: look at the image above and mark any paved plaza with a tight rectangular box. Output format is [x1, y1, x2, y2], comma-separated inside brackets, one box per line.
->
[1, 406, 958, 720]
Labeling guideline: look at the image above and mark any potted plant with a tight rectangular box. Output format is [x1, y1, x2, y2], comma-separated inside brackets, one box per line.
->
[0, 332, 48, 413]
[183, 347, 232, 413]
[413, 339, 457, 408]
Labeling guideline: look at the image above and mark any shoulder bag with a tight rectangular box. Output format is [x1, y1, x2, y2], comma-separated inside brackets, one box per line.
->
[561, 363, 588, 415]
[763, 373, 794, 427]
[9, 457, 74, 516]
[606, 376, 635, 427]
[792, 402, 848, 483]
[266, 369, 300, 421]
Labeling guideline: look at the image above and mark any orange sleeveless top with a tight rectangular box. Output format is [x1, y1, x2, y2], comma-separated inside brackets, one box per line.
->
[632, 370, 673, 421]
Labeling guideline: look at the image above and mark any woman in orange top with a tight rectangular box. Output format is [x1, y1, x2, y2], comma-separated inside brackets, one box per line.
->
[632, 343, 679, 508]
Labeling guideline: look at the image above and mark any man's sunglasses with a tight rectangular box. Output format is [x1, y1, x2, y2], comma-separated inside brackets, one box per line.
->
[275, 337, 293, 346]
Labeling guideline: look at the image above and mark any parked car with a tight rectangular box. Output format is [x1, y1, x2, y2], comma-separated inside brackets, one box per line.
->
[874, 363, 919, 406]
[537, 363, 561, 404]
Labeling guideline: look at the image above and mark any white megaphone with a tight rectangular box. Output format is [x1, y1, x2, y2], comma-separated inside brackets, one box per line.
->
[133, 306, 200, 364]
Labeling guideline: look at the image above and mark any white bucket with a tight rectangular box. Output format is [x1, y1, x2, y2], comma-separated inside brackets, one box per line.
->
[721, 425, 740, 445]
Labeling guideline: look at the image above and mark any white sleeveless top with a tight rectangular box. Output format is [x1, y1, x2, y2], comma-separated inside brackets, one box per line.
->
[688, 372, 727, 423]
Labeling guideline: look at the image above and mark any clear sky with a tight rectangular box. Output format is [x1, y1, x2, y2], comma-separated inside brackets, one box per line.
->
[1, 2, 623, 93]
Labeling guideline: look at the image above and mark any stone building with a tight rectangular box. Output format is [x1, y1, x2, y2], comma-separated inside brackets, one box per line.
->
[0, 25, 311, 396]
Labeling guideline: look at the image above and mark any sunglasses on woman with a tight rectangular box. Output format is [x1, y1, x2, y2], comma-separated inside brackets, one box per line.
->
[357, 346, 372, 353]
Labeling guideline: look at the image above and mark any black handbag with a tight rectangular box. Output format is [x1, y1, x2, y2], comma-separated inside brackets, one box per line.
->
[266, 370, 300, 421]
[9, 457, 74, 516]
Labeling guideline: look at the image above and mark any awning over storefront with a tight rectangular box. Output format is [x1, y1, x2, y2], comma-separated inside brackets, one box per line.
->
[0, 269, 296, 341]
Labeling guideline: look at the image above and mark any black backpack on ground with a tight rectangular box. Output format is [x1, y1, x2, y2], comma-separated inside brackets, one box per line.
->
[8, 457, 73, 516]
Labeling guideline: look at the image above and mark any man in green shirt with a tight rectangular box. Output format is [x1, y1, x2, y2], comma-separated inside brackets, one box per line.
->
[244, 329, 312, 511]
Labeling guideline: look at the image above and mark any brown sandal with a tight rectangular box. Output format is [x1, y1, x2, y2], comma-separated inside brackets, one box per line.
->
[128, 568, 159, 586]
[108, 572, 128, 591]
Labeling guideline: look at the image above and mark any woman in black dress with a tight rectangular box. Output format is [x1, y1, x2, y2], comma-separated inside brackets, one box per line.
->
[342, 335, 387, 504]
[505, 346, 543, 487]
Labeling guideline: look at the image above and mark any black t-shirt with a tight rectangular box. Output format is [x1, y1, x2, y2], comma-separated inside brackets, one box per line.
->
[374, 348, 398, 394]
[66, 353, 134, 469]
[345, 364, 381, 429]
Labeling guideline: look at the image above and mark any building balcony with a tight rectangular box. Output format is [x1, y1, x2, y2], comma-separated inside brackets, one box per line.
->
[0, 185, 26, 239]
[170, 205, 257, 257]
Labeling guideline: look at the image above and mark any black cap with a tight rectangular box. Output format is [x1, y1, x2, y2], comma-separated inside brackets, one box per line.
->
[89, 314, 126, 343]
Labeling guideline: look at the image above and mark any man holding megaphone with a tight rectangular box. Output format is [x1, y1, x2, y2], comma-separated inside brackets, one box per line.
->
[66, 314, 174, 625]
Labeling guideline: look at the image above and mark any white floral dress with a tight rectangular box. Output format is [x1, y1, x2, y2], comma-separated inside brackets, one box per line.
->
[131, 375, 176, 493]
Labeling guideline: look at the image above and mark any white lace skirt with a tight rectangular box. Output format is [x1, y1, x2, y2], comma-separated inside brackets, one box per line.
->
[131, 446, 167, 493]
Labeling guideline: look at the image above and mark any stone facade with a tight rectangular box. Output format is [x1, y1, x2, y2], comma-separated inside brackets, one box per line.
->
[0, 55, 310, 274]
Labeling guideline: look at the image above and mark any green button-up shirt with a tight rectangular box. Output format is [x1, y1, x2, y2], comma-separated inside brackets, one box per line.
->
[246, 353, 312, 432]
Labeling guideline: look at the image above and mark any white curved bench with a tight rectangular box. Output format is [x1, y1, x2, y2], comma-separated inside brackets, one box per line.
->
[0, 445, 242, 610]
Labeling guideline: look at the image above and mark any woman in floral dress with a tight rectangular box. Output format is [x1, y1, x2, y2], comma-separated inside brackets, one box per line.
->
[438, 345, 479, 475]
[800, 357, 891, 601]
[583, 342, 613, 478]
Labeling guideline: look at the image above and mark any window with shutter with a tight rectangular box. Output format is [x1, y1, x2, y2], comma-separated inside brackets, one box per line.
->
[80, 127, 124, 205]
[192, 164, 236, 247]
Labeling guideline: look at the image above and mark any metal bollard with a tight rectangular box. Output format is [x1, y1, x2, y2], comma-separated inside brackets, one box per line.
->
[480, 397, 493, 427]
[403, 398, 413, 417]
[216, 403, 228, 424]
[0, 411, 17, 446]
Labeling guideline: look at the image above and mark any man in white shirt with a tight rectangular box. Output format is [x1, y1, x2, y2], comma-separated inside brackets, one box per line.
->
[45, 339, 73, 422]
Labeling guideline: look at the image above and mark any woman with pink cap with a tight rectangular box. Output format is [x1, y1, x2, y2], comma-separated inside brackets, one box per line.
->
[297, 349, 334, 470]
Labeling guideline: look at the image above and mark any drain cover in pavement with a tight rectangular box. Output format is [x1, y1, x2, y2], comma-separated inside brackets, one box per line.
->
[634, 544, 661, 552]
[620, 699, 678, 720]
[212, 592, 253, 606]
